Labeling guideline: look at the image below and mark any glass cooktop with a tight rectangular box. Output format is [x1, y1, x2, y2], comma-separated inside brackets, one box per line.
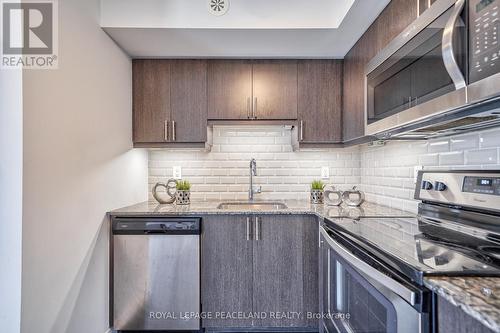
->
[324, 215, 500, 285]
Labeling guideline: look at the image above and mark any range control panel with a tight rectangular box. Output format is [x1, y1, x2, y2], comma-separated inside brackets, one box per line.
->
[463, 176, 500, 195]
[470, 0, 500, 83]
[416, 171, 500, 212]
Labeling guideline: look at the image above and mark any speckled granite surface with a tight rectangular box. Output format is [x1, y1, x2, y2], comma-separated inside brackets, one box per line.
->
[425, 277, 500, 332]
[109, 200, 413, 219]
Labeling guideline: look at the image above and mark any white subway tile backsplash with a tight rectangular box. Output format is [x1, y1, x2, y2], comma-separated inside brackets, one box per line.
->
[149, 126, 360, 201]
[450, 134, 479, 151]
[480, 128, 500, 148]
[428, 139, 450, 153]
[465, 149, 498, 164]
[439, 151, 464, 166]
[149, 125, 500, 207]
[360, 129, 500, 213]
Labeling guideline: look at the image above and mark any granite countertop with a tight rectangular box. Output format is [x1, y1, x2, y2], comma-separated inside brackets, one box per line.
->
[108, 199, 414, 219]
[424, 277, 500, 332]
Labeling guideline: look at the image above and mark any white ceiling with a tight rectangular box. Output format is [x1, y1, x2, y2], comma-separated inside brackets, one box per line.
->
[101, 0, 390, 58]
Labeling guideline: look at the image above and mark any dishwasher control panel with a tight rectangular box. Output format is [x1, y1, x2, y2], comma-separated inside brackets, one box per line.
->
[112, 217, 201, 234]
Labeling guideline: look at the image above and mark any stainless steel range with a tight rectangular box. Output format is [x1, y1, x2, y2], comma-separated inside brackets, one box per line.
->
[320, 170, 500, 333]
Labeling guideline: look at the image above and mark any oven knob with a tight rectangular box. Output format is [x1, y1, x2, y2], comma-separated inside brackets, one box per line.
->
[435, 181, 447, 192]
[421, 181, 433, 190]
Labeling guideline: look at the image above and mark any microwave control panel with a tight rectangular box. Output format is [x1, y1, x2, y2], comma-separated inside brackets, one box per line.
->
[470, 0, 500, 83]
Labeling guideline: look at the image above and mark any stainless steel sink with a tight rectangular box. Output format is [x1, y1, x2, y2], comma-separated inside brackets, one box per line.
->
[217, 201, 288, 210]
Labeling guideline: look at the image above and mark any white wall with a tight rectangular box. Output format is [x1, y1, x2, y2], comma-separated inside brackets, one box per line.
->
[20, 0, 148, 332]
[0, 63, 23, 333]
[359, 128, 500, 214]
[149, 126, 360, 201]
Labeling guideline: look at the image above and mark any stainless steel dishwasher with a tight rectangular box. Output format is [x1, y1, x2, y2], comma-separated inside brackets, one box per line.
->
[111, 216, 201, 331]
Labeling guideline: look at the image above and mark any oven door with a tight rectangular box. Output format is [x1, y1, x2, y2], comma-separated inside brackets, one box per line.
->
[319, 227, 428, 333]
[365, 0, 467, 137]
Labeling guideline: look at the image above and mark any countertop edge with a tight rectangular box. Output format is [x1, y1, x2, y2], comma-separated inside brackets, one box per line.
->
[424, 278, 500, 333]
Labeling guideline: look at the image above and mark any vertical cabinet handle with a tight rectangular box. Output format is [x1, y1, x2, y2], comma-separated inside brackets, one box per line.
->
[408, 96, 412, 108]
[247, 97, 251, 119]
[164, 120, 169, 141]
[300, 120, 304, 141]
[253, 97, 257, 119]
[246, 217, 252, 240]
[172, 121, 176, 141]
[255, 216, 261, 241]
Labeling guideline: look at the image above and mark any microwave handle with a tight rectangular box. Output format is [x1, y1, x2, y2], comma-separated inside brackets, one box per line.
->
[442, 0, 466, 90]
[320, 227, 417, 306]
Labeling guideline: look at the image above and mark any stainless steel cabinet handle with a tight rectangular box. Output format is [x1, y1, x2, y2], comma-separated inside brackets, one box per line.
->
[253, 97, 257, 119]
[408, 96, 412, 108]
[172, 121, 176, 141]
[247, 97, 251, 119]
[300, 120, 304, 141]
[255, 216, 260, 241]
[442, 0, 466, 90]
[246, 217, 252, 240]
[164, 120, 169, 141]
[320, 227, 416, 306]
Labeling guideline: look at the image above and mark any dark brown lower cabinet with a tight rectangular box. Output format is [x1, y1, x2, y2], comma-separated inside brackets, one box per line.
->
[437, 296, 494, 333]
[201, 215, 318, 330]
[201, 215, 253, 328]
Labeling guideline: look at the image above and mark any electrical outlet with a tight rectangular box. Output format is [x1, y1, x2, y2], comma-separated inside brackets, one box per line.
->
[414, 166, 423, 183]
[173, 166, 182, 179]
[321, 166, 330, 179]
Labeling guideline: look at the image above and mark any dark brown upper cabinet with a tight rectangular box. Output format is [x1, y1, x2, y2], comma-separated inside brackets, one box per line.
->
[133, 60, 171, 143]
[342, 0, 418, 142]
[207, 60, 253, 120]
[133, 59, 207, 147]
[208, 60, 298, 121]
[418, 0, 438, 16]
[252, 60, 298, 120]
[297, 60, 343, 143]
[170, 60, 208, 143]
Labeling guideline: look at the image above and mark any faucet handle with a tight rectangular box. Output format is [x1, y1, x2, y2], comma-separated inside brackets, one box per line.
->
[255, 186, 262, 194]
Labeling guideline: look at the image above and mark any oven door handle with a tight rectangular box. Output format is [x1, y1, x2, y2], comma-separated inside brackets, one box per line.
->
[442, 0, 466, 90]
[320, 227, 417, 306]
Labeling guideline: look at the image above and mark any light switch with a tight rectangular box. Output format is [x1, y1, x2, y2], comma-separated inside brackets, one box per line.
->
[321, 166, 330, 179]
[173, 166, 182, 179]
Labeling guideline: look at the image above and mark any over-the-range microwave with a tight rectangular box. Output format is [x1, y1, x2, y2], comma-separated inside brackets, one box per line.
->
[365, 0, 500, 139]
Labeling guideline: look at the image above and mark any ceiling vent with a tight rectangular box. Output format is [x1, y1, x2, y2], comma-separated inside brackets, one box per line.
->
[208, 0, 229, 16]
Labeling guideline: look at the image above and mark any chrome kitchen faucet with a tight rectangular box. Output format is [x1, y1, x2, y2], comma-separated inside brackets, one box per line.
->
[249, 158, 262, 201]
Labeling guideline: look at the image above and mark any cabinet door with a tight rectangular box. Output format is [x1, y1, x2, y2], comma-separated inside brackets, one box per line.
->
[252, 60, 298, 120]
[201, 215, 253, 328]
[170, 60, 208, 142]
[133, 60, 170, 143]
[437, 296, 494, 333]
[418, 0, 438, 16]
[207, 60, 253, 120]
[298, 60, 343, 143]
[252, 215, 318, 328]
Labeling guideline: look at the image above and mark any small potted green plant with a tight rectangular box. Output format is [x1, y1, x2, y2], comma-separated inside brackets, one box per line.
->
[175, 180, 191, 205]
[310, 180, 325, 204]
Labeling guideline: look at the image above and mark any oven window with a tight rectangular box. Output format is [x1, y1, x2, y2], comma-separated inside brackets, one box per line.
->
[329, 249, 398, 333]
[366, 5, 466, 125]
